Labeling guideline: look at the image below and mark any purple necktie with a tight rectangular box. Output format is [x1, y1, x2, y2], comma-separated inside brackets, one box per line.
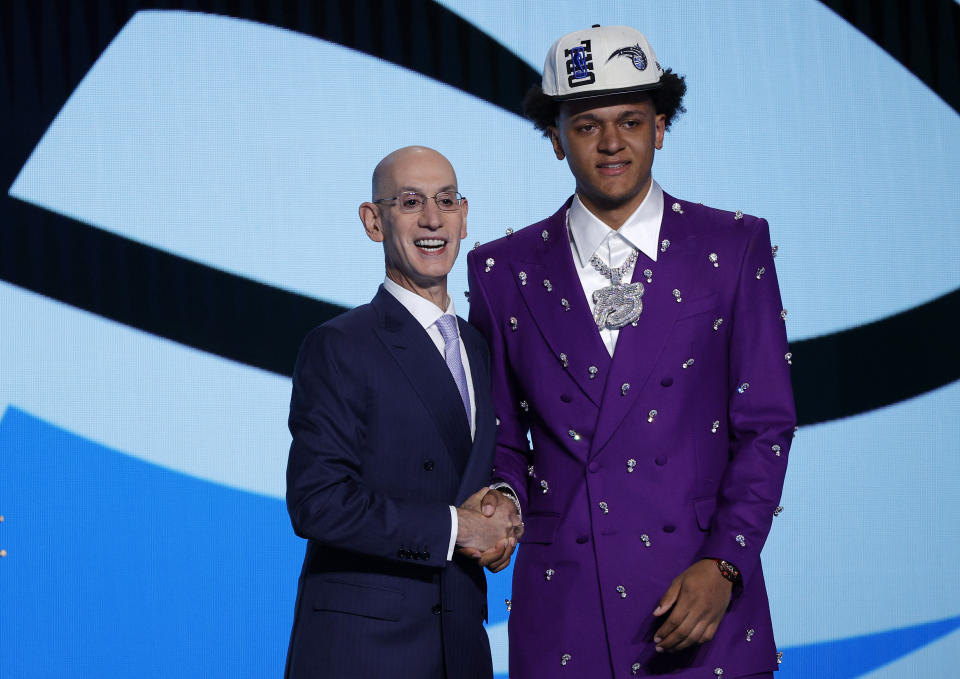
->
[435, 314, 471, 424]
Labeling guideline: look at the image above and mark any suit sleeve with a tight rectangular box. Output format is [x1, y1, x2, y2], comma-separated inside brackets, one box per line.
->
[467, 250, 532, 513]
[695, 217, 796, 586]
[286, 325, 452, 567]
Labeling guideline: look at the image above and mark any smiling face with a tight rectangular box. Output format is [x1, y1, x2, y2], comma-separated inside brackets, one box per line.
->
[359, 146, 468, 308]
[549, 94, 666, 229]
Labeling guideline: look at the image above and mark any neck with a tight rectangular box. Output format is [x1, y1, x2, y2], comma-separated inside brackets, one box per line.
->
[386, 270, 448, 310]
[578, 179, 651, 230]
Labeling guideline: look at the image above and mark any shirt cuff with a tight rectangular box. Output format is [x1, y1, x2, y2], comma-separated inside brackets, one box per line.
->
[447, 505, 458, 561]
[489, 482, 522, 522]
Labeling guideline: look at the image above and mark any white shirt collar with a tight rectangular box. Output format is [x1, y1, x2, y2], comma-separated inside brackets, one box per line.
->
[382, 277, 457, 331]
[568, 180, 664, 268]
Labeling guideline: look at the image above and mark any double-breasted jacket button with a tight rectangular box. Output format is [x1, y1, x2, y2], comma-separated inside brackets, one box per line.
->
[423, 460, 435, 471]
[660, 376, 674, 387]
[588, 461, 600, 473]
[560, 394, 573, 403]
[663, 524, 676, 533]
[431, 603, 442, 615]
[654, 455, 667, 466]
[575, 535, 589, 544]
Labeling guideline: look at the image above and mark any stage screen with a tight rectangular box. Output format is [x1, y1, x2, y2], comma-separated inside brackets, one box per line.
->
[1, 2, 958, 677]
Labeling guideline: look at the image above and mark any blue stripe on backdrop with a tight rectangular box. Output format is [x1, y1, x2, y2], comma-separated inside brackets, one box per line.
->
[0, 406, 302, 678]
[2, 405, 957, 679]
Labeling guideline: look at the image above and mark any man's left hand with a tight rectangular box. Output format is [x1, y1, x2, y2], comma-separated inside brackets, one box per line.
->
[652, 559, 732, 653]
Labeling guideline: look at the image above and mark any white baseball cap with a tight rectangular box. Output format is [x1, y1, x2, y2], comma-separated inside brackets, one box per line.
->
[541, 25, 664, 101]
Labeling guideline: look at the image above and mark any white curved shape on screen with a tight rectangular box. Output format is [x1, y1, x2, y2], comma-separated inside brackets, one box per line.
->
[8, 9, 570, 315]
[485, 620, 509, 675]
[439, 0, 960, 341]
[0, 281, 290, 499]
[765, 379, 960, 646]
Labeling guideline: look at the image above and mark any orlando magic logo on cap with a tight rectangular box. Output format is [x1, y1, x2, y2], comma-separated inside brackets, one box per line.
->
[541, 25, 664, 101]
[607, 44, 648, 71]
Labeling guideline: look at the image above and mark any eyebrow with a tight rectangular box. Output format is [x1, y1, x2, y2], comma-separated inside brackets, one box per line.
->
[570, 109, 647, 123]
[395, 184, 458, 194]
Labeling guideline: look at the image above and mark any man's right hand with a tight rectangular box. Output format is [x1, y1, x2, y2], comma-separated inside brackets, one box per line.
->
[456, 488, 521, 569]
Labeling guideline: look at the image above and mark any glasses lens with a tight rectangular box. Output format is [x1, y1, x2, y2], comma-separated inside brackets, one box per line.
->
[435, 192, 460, 211]
[397, 192, 425, 213]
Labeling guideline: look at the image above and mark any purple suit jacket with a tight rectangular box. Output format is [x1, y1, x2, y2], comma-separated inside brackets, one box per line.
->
[467, 195, 795, 678]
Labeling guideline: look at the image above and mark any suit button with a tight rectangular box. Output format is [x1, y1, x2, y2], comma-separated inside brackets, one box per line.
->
[654, 456, 667, 466]
[661, 376, 674, 387]
[663, 524, 676, 533]
[398, 549, 407, 559]
[560, 394, 573, 403]
[431, 603, 442, 615]
[423, 460, 435, 471]
[588, 461, 600, 473]
[423, 550, 431, 560]
[575, 535, 589, 544]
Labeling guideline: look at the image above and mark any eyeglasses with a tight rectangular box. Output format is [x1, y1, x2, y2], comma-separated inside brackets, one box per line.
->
[373, 191, 465, 213]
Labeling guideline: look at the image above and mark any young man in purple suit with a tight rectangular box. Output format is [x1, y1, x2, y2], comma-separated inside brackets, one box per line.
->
[468, 26, 795, 679]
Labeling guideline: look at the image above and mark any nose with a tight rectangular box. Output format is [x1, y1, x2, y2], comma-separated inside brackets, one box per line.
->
[419, 197, 444, 229]
[598, 123, 624, 154]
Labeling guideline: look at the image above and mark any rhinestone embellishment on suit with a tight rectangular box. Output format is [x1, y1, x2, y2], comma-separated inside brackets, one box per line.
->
[484, 257, 494, 272]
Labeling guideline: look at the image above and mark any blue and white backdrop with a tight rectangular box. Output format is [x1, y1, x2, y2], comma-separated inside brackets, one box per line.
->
[1, 1, 959, 677]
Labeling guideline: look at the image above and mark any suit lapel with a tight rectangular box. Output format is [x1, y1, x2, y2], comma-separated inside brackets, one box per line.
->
[372, 287, 472, 473]
[511, 202, 610, 408]
[590, 196, 697, 457]
[455, 321, 497, 504]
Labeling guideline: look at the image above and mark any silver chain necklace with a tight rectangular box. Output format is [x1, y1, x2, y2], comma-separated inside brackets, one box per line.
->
[589, 249, 644, 329]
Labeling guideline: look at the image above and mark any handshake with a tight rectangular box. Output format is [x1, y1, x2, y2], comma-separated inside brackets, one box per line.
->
[455, 488, 524, 572]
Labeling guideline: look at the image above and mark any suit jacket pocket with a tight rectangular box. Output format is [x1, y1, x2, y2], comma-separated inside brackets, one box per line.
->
[521, 512, 561, 544]
[694, 496, 717, 532]
[676, 292, 719, 320]
[312, 579, 404, 621]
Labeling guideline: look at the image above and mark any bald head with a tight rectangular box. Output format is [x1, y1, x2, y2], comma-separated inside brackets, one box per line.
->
[372, 146, 457, 201]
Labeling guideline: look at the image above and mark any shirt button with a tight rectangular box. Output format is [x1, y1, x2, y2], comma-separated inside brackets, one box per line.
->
[575, 535, 590, 544]
[431, 603, 442, 615]
[588, 461, 601, 473]
[423, 460, 435, 471]
[560, 394, 573, 403]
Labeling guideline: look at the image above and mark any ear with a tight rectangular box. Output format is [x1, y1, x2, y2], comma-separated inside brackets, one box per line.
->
[359, 202, 384, 242]
[459, 197, 469, 240]
[548, 127, 565, 160]
[654, 113, 666, 150]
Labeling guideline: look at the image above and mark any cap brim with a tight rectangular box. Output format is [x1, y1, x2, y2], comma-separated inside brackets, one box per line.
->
[548, 80, 662, 102]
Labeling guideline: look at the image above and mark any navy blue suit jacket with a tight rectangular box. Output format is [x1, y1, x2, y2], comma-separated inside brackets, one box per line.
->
[285, 285, 496, 679]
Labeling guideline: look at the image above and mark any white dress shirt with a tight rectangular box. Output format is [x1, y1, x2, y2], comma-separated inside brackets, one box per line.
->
[567, 180, 664, 355]
[382, 277, 475, 560]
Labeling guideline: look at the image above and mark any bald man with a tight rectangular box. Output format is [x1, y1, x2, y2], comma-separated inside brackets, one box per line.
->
[284, 147, 519, 678]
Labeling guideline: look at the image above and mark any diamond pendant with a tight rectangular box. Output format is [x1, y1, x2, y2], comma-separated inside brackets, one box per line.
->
[592, 281, 644, 329]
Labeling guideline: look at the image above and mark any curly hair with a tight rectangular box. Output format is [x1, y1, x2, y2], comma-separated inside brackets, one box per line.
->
[522, 69, 687, 135]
